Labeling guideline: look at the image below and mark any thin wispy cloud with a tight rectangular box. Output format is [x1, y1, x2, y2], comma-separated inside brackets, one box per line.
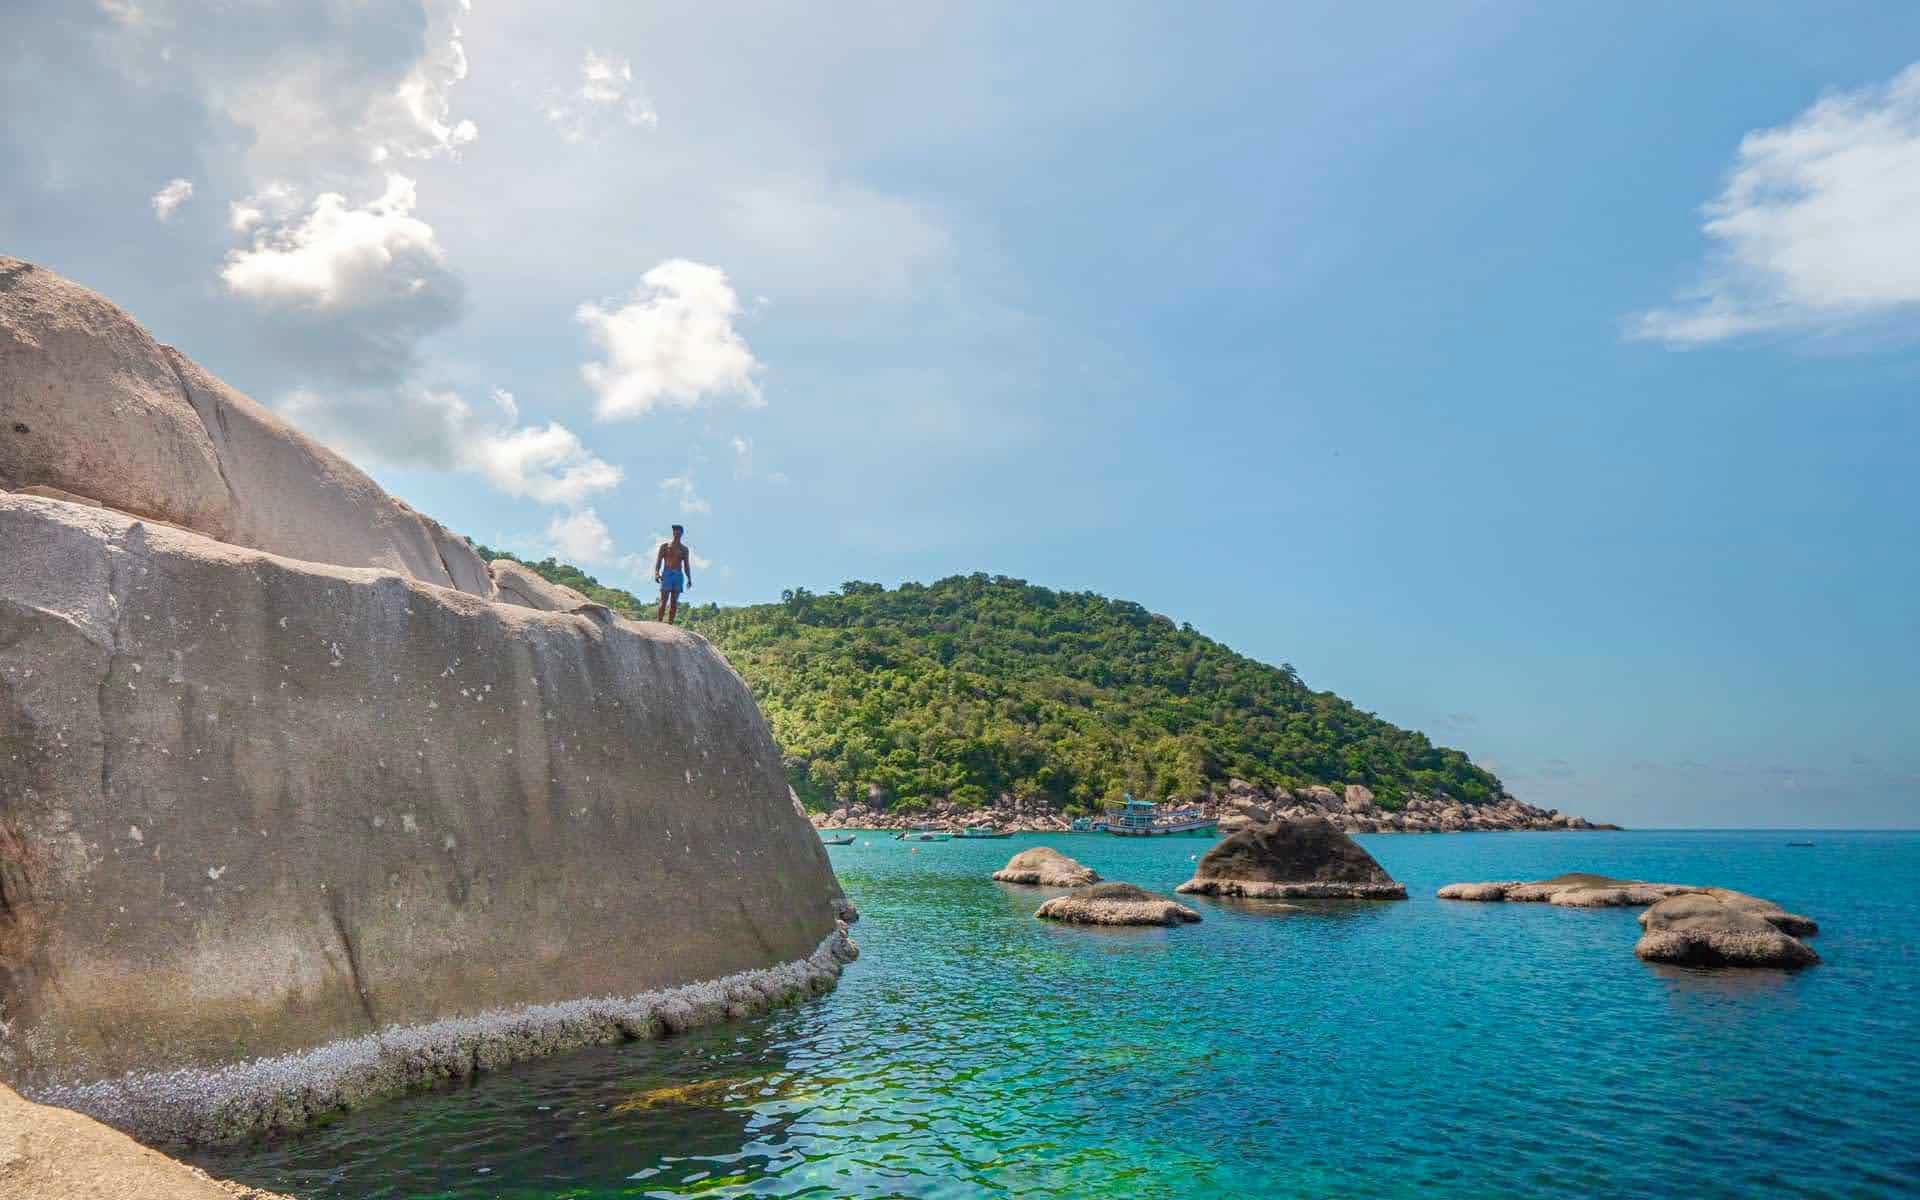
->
[150, 177, 193, 220]
[1632, 62, 1920, 345]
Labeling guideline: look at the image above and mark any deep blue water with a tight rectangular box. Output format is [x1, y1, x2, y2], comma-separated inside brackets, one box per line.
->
[206, 830, 1920, 1199]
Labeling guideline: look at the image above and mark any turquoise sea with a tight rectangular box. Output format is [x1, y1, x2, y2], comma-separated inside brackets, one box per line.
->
[205, 830, 1920, 1199]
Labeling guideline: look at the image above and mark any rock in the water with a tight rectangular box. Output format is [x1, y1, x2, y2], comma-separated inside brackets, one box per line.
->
[992, 846, 1100, 887]
[1437, 873, 1694, 906]
[1035, 882, 1201, 926]
[0, 1083, 292, 1199]
[1634, 893, 1820, 968]
[0, 493, 847, 1139]
[1435, 874, 1816, 926]
[0, 257, 490, 595]
[1174, 818, 1407, 899]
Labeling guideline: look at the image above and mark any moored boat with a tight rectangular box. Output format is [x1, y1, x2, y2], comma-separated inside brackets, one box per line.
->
[819, 833, 856, 846]
[959, 826, 1011, 838]
[1100, 796, 1217, 837]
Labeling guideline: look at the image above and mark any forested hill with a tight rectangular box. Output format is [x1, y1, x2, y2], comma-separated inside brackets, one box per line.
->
[470, 551, 1503, 814]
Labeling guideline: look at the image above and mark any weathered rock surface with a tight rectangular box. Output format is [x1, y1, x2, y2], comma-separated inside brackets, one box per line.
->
[1175, 818, 1407, 900]
[0, 494, 846, 1138]
[0, 257, 489, 594]
[992, 846, 1100, 887]
[1634, 893, 1820, 968]
[1034, 882, 1200, 927]
[0, 1083, 291, 1199]
[490, 557, 593, 612]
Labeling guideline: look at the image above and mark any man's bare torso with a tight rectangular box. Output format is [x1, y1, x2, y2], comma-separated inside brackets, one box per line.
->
[657, 541, 690, 571]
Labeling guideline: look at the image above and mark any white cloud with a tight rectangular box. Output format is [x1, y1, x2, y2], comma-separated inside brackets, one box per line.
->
[1633, 63, 1920, 345]
[150, 177, 193, 220]
[222, 173, 464, 380]
[281, 384, 622, 508]
[97, 0, 144, 27]
[223, 173, 442, 308]
[369, 16, 477, 161]
[545, 51, 658, 143]
[658, 474, 711, 514]
[547, 507, 618, 563]
[576, 259, 763, 419]
[228, 181, 301, 233]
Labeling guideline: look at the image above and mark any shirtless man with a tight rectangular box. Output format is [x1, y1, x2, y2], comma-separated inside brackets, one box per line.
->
[653, 524, 693, 623]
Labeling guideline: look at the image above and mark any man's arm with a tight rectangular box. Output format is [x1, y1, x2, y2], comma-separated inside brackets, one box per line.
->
[683, 547, 693, 589]
[653, 543, 666, 581]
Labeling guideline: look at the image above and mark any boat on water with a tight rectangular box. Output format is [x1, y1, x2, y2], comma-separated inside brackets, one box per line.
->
[1070, 816, 1097, 832]
[959, 826, 1011, 839]
[1097, 796, 1218, 838]
[819, 833, 856, 846]
[894, 826, 954, 842]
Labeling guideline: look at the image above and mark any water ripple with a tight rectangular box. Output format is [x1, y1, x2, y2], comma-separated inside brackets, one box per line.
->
[202, 830, 1920, 1199]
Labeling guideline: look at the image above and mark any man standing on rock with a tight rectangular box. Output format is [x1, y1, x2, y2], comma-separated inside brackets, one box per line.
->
[654, 524, 693, 623]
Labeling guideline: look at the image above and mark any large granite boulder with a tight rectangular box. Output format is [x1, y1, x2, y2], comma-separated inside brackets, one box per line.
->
[992, 846, 1099, 887]
[1634, 893, 1820, 968]
[1034, 882, 1201, 927]
[0, 1083, 290, 1199]
[0, 492, 849, 1141]
[0, 257, 489, 595]
[1175, 818, 1407, 899]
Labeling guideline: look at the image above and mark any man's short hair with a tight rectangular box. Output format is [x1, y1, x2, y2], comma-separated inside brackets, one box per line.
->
[671, 524, 684, 534]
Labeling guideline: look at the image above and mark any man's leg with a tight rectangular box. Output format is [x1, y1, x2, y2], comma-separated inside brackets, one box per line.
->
[657, 588, 668, 620]
[666, 590, 680, 624]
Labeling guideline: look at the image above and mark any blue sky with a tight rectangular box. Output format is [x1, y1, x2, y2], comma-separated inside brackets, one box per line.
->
[5, 1, 1917, 827]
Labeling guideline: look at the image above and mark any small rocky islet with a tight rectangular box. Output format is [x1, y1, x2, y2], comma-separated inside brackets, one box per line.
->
[1036, 883, 1204, 927]
[992, 846, 1102, 887]
[1176, 817, 1409, 900]
[1439, 873, 1822, 968]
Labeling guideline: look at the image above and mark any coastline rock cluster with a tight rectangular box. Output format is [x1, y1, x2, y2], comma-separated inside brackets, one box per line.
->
[1176, 818, 1409, 900]
[811, 780, 1616, 835]
[1438, 874, 1820, 967]
[0, 258, 850, 1141]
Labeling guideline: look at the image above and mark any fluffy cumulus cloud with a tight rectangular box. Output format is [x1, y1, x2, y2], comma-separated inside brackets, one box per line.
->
[368, 8, 477, 162]
[1633, 63, 1920, 345]
[222, 173, 464, 381]
[281, 384, 621, 507]
[546, 507, 619, 563]
[545, 50, 658, 142]
[576, 259, 763, 419]
[149, 177, 193, 220]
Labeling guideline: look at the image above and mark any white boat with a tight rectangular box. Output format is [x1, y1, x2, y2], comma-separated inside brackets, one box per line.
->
[1099, 796, 1217, 838]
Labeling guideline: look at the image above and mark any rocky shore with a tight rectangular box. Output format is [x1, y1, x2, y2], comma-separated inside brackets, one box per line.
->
[810, 781, 1617, 835]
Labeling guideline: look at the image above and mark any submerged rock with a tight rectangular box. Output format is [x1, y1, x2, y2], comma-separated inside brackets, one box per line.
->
[1436, 873, 1695, 907]
[0, 1083, 292, 1199]
[992, 846, 1100, 887]
[1437, 876, 1819, 933]
[1035, 882, 1201, 927]
[1634, 893, 1820, 968]
[1174, 818, 1407, 900]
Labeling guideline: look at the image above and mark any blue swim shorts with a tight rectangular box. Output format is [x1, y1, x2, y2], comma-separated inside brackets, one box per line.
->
[660, 568, 685, 594]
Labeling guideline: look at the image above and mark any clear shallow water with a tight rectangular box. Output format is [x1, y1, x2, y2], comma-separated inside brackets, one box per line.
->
[204, 830, 1920, 1199]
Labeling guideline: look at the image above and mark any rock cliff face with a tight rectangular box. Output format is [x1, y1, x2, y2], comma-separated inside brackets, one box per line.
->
[0, 257, 488, 594]
[0, 260, 849, 1142]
